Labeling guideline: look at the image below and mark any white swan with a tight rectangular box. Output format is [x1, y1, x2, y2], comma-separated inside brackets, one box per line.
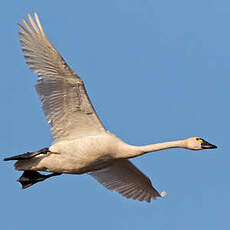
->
[4, 13, 217, 203]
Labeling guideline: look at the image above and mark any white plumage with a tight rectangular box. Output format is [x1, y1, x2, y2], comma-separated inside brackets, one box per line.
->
[5, 13, 217, 203]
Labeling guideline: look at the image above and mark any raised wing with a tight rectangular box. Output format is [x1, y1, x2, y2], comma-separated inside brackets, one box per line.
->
[18, 13, 105, 139]
[89, 159, 166, 202]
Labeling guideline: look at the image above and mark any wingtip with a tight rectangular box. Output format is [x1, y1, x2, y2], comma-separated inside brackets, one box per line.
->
[160, 191, 167, 198]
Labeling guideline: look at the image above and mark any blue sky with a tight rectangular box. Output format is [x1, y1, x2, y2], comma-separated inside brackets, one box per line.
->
[1, 0, 229, 229]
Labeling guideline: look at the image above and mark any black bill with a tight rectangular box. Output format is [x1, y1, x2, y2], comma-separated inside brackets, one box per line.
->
[201, 141, 217, 149]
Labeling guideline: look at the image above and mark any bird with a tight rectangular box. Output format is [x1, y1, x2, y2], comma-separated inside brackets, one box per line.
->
[4, 13, 217, 203]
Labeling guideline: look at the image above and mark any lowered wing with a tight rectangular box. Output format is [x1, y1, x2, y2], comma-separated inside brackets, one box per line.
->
[89, 159, 166, 202]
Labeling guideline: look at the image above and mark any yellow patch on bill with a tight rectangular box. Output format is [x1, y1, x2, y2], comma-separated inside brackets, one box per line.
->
[198, 139, 204, 144]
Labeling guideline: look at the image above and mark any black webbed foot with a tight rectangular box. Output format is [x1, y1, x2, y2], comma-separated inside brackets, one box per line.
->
[18, 170, 61, 189]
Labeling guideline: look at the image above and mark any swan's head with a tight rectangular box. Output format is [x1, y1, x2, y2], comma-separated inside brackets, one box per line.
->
[185, 137, 217, 150]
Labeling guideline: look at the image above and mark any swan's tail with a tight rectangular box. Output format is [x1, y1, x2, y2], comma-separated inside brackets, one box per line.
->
[18, 170, 61, 189]
[4, 148, 51, 171]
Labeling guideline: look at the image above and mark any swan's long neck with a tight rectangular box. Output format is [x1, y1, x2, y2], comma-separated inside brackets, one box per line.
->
[118, 139, 187, 159]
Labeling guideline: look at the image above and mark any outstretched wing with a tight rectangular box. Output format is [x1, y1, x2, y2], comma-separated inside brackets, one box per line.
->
[18, 13, 105, 139]
[89, 159, 166, 202]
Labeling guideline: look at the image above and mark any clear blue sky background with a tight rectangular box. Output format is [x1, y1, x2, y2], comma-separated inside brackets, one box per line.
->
[1, 0, 229, 229]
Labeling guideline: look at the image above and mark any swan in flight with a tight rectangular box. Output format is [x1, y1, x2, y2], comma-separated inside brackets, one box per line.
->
[4, 13, 217, 202]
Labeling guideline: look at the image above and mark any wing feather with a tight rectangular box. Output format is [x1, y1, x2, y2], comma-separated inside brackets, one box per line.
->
[89, 159, 166, 202]
[18, 13, 105, 139]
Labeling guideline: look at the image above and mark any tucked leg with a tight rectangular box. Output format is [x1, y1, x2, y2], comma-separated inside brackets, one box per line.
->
[4, 148, 50, 161]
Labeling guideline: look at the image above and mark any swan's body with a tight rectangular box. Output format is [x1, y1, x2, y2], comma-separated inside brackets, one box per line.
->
[16, 133, 121, 174]
[4, 13, 217, 203]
